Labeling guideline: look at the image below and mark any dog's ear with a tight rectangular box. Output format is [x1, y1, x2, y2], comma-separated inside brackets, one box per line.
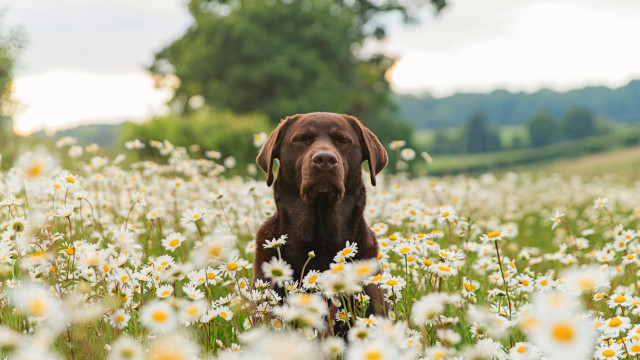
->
[344, 115, 388, 186]
[256, 115, 297, 186]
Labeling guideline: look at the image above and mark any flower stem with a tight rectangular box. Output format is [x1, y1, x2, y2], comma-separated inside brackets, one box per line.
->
[494, 239, 512, 320]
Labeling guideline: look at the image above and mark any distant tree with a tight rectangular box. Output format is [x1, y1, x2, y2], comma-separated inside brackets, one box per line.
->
[432, 129, 450, 154]
[0, 16, 23, 152]
[510, 135, 526, 150]
[527, 111, 558, 147]
[562, 107, 596, 140]
[464, 112, 500, 153]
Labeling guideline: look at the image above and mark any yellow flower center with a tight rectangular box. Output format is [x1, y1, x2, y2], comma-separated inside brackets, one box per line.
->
[26, 162, 44, 178]
[66, 247, 75, 255]
[577, 277, 595, 290]
[441, 212, 450, 217]
[609, 317, 622, 327]
[27, 298, 47, 317]
[208, 245, 223, 257]
[220, 311, 228, 318]
[517, 346, 528, 353]
[365, 350, 382, 360]
[151, 310, 168, 322]
[331, 264, 345, 273]
[356, 265, 372, 276]
[161, 291, 170, 297]
[437, 264, 451, 272]
[602, 349, 616, 357]
[116, 315, 125, 323]
[227, 263, 238, 271]
[341, 248, 352, 256]
[614, 296, 626, 303]
[632, 345, 640, 352]
[65, 176, 75, 183]
[487, 231, 501, 238]
[386, 279, 399, 286]
[169, 239, 180, 247]
[551, 322, 574, 343]
[187, 306, 199, 315]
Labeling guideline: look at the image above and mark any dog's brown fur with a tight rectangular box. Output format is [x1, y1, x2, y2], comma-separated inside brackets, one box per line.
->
[252, 112, 388, 315]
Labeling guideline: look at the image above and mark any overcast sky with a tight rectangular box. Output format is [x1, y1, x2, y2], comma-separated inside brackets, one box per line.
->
[4, 0, 640, 133]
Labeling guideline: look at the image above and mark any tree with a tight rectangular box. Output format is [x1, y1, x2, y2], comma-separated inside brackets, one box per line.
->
[0, 15, 23, 152]
[149, 0, 446, 146]
[562, 107, 596, 140]
[527, 111, 558, 147]
[464, 112, 500, 153]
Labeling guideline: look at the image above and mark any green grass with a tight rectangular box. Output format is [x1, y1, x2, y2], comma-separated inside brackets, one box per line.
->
[413, 127, 640, 177]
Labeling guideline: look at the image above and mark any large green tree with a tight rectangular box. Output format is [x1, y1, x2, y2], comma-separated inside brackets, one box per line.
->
[149, 0, 445, 145]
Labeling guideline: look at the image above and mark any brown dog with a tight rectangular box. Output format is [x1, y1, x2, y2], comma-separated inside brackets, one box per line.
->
[253, 112, 388, 316]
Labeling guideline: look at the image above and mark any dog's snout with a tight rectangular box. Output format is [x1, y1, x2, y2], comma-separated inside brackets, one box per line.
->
[311, 151, 338, 170]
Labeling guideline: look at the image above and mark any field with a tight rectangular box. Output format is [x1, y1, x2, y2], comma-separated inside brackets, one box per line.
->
[2, 137, 640, 360]
[412, 126, 640, 177]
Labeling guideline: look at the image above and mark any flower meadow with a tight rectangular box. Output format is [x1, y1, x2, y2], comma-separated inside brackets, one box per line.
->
[2, 137, 640, 360]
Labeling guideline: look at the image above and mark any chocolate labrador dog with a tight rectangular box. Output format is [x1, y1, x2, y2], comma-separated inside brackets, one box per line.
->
[253, 112, 388, 316]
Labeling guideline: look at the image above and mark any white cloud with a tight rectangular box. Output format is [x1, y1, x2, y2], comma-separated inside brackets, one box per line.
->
[5, 0, 191, 74]
[13, 71, 172, 134]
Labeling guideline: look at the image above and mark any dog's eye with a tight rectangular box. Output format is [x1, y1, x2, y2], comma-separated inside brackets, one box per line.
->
[293, 135, 314, 143]
[333, 136, 352, 144]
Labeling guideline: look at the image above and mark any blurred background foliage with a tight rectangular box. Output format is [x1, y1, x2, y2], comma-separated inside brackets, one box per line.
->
[120, 110, 271, 167]
[0, 13, 23, 163]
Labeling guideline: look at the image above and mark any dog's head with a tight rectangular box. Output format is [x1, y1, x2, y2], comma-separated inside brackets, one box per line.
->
[257, 112, 388, 203]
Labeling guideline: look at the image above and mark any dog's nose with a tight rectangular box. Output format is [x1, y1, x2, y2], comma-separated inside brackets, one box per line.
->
[312, 151, 338, 170]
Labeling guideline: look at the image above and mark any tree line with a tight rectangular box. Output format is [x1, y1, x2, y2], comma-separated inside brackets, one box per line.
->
[430, 106, 603, 155]
[399, 81, 640, 129]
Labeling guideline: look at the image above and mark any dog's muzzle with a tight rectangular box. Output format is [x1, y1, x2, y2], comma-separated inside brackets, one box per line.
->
[301, 150, 345, 203]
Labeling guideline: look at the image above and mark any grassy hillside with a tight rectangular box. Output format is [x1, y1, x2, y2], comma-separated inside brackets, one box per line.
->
[415, 127, 640, 176]
[31, 123, 123, 147]
[543, 145, 640, 179]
